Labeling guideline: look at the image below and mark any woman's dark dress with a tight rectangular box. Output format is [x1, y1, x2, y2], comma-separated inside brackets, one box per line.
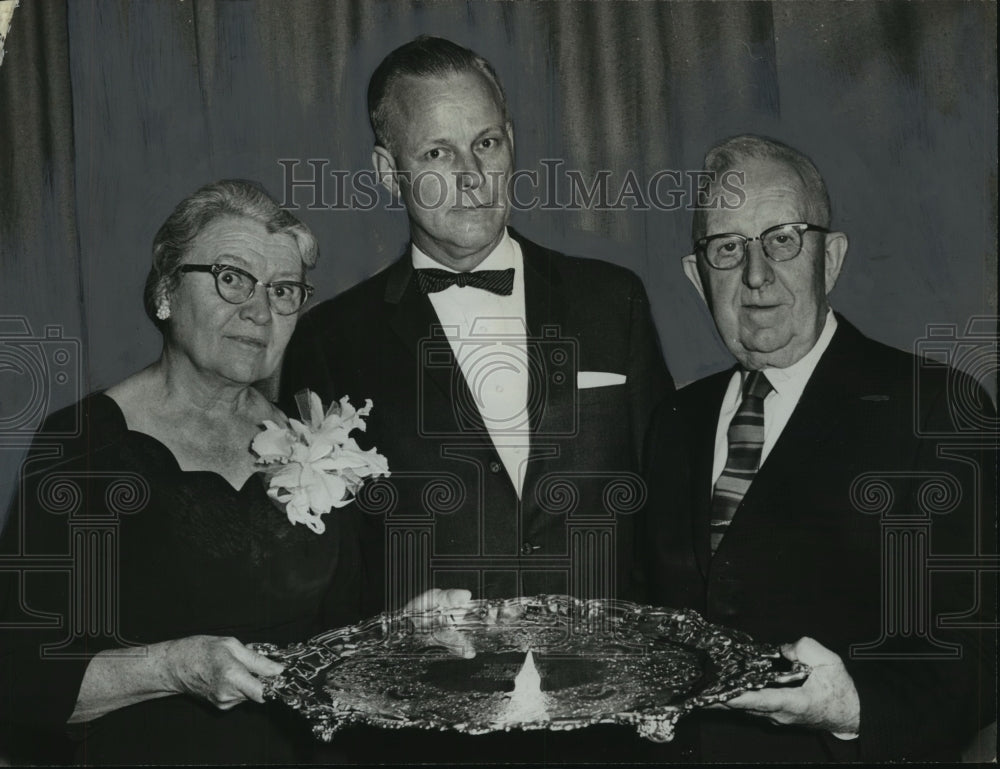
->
[0, 393, 362, 764]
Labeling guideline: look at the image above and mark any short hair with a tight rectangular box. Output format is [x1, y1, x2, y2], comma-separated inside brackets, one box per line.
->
[691, 135, 832, 243]
[367, 35, 509, 153]
[144, 179, 318, 331]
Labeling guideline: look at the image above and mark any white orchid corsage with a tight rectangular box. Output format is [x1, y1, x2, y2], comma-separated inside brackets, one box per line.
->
[251, 390, 390, 534]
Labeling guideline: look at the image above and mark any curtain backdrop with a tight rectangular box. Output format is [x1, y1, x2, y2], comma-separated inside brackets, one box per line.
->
[1, 0, 996, 524]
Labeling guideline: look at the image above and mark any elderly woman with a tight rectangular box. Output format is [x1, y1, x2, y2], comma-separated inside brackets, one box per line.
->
[0, 180, 362, 763]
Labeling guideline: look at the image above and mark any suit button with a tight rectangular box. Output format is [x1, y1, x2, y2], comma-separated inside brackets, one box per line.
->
[520, 542, 538, 555]
[489, 461, 502, 473]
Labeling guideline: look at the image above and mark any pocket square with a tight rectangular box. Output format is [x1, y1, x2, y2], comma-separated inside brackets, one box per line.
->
[577, 371, 627, 389]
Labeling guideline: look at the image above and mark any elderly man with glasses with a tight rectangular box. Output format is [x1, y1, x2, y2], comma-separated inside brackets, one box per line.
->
[641, 135, 996, 762]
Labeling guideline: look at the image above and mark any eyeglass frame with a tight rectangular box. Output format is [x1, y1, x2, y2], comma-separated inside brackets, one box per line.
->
[693, 222, 829, 270]
[179, 263, 314, 315]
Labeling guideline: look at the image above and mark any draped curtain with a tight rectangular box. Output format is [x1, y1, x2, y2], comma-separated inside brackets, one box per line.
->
[3, 0, 995, 394]
[2, 0, 996, 532]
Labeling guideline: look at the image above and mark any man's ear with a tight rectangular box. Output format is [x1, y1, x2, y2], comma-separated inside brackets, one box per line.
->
[823, 231, 848, 295]
[505, 120, 515, 157]
[372, 146, 400, 198]
[681, 253, 708, 304]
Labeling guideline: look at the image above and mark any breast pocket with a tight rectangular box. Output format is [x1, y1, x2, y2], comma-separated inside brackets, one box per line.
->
[576, 381, 627, 409]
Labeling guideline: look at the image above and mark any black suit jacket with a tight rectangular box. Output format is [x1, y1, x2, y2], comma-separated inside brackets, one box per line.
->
[643, 315, 996, 762]
[281, 229, 673, 617]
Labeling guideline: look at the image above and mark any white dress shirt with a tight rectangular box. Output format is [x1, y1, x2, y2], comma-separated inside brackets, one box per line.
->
[711, 309, 839, 489]
[412, 229, 530, 497]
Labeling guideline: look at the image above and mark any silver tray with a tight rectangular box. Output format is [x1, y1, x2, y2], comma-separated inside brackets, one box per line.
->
[252, 595, 809, 743]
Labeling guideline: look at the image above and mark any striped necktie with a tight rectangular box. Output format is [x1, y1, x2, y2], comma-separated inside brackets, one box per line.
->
[710, 370, 773, 554]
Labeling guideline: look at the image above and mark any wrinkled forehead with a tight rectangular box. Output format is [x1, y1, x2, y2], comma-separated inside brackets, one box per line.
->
[187, 216, 303, 270]
[706, 158, 814, 230]
[738, 157, 808, 190]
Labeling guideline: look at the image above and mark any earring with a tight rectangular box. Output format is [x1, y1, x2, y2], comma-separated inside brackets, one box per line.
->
[156, 302, 171, 320]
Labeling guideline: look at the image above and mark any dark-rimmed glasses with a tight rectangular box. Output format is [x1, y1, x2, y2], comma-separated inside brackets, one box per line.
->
[180, 264, 313, 315]
[694, 222, 829, 270]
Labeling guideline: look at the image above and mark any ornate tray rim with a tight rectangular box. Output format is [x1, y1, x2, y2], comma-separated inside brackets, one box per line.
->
[252, 595, 809, 743]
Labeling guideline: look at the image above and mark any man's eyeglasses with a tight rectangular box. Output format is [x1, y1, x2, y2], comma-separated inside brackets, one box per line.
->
[179, 264, 314, 315]
[694, 222, 829, 270]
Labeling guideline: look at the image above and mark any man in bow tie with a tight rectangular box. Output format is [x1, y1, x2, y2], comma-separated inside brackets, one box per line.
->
[642, 134, 996, 762]
[281, 36, 673, 625]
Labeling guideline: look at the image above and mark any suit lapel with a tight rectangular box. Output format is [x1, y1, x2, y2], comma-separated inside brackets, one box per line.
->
[510, 231, 573, 490]
[383, 254, 492, 439]
[690, 372, 733, 578]
[724, 319, 865, 528]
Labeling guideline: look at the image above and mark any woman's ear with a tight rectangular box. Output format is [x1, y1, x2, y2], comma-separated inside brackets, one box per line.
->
[155, 283, 172, 321]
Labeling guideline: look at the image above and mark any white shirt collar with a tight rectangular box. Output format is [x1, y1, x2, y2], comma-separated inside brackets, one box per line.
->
[411, 229, 516, 272]
[757, 308, 838, 395]
[712, 309, 839, 490]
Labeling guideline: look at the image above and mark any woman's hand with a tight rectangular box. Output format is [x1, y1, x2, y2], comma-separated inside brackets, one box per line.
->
[160, 635, 285, 709]
[70, 635, 286, 723]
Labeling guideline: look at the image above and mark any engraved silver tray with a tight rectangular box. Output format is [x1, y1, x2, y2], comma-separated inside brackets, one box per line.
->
[252, 595, 809, 743]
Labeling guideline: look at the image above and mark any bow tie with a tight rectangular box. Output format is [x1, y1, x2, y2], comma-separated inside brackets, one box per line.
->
[414, 267, 515, 296]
